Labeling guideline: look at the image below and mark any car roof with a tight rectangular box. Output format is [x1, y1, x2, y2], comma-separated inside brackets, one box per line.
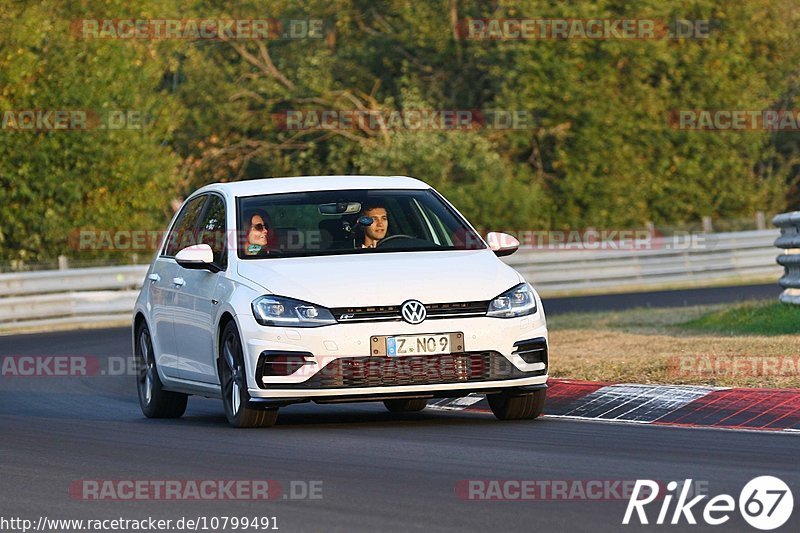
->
[193, 175, 430, 198]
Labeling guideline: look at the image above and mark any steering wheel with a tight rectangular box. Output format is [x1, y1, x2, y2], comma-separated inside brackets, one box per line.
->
[376, 234, 415, 247]
[251, 247, 283, 256]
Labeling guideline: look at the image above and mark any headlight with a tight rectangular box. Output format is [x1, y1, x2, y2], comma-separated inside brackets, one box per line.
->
[487, 283, 538, 318]
[251, 295, 336, 327]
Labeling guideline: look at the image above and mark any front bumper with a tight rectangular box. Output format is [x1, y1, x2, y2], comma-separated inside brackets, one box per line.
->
[248, 382, 548, 407]
[236, 311, 548, 400]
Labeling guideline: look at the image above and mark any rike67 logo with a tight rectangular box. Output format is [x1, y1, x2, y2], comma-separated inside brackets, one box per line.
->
[623, 477, 793, 530]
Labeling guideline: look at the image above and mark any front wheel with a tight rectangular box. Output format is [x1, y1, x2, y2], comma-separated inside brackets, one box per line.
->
[487, 389, 546, 420]
[135, 323, 188, 418]
[219, 322, 278, 428]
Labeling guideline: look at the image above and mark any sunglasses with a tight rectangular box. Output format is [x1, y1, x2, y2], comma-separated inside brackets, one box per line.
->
[250, 223, 269, 232]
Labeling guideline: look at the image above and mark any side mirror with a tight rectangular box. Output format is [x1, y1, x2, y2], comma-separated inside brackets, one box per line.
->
[486, 232, 520, 257]
[175, 243, 221, 272]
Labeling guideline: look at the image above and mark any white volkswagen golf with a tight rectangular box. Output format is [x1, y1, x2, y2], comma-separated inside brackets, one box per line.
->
[133, 176, 548, 427]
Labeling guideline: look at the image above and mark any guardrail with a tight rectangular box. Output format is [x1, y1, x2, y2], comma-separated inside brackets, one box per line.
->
[0, 265, 147, 331]
[0, 229, 783, 331]
[504, 229, 781, 294]
[773, 211, 800, 305]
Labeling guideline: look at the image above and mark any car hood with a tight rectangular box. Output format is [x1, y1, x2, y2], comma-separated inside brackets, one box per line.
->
[236, 250, 523, 307]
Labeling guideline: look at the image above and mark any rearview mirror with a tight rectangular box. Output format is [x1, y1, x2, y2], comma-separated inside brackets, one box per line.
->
[486, 232, 520, 257]
[175, 244, 221, 272]
[319, 202, 362, 215]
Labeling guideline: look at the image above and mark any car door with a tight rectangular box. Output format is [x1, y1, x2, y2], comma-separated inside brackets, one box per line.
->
[174, 193, 227, 383]
[154, 194, 208, 378]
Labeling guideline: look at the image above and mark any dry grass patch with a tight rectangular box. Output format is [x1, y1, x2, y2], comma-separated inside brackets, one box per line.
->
[547, 302, 800, 388]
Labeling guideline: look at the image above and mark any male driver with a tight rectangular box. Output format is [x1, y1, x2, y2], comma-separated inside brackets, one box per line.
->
[360, 201, 388, 248]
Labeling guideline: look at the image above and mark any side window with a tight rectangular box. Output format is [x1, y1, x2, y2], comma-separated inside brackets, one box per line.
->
[197, 195, 227, 267]
[163, 195, 207, 257]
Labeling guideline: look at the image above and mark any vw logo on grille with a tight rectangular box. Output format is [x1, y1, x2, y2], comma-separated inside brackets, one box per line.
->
[400, 300, 427, 324]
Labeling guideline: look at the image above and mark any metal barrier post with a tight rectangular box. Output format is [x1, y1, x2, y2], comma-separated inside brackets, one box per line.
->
[773, 211, 800, 305]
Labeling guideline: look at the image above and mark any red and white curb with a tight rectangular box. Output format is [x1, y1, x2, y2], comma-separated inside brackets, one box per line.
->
[428, 379, 800, 432]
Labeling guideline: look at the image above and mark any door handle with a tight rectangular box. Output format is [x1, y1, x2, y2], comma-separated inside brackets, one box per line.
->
[172, 277, 186, 287]
[147, 273, 160, 282]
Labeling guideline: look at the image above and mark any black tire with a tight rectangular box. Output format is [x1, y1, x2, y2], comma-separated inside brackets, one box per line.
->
[383, 398, 428, 413]
[487, 389, 546, 421]
[135, 322, 188, 418]
[219, 322, 278, 428]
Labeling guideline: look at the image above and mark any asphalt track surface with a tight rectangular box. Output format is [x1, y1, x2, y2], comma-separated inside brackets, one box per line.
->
[543, 282, 781, 314]
[1, 285, 797, 532]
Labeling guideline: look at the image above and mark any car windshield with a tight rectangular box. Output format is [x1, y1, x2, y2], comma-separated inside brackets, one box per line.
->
[236, 188, 486, 259]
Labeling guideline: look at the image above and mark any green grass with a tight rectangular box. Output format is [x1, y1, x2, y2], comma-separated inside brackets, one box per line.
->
[682, 301, 800, 336]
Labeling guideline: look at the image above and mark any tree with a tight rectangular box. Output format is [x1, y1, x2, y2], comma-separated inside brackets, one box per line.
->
[0, 0, 182, 263]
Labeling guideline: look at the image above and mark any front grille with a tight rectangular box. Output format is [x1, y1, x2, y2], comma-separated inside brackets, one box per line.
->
[267, 351, 542, 389]
[427, 301, 489, 318]
[331, 305, 400, 322]
[513, 337, 548, 365]
[330, 300, 489, 323]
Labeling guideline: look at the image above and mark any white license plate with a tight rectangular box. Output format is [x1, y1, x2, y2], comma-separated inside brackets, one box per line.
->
[386, 334, 451, 356]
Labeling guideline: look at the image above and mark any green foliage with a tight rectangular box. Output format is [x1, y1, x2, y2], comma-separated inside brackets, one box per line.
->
[2, 0, 799, 262]
[0, 0, 182, 262]
[683, 300, 800, 336]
